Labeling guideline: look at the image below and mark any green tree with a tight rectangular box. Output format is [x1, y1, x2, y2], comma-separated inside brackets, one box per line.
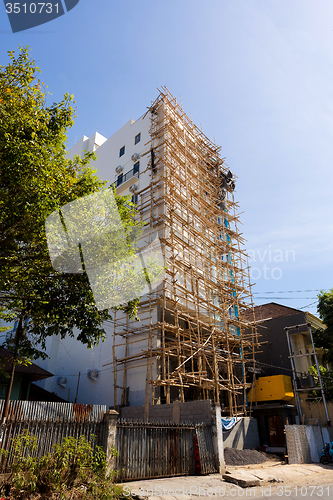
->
[312, 289, 333, 365]
[0, 47, 140, 389]
[308, 364, 333, 401]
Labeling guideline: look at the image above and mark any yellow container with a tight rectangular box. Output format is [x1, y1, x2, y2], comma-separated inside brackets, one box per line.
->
[247, 375, 294, 402]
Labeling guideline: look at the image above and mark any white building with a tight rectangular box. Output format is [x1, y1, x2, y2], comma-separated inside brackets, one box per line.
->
[35, 89, 257, 415]
[36, 114, 153, 405]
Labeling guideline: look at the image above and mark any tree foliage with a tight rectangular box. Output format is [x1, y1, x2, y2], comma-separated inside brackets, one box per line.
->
[313, 289, 333, 366]
[0, 431, 124, 499]
[0, 47, 140, 362]
[308, 364, 333, 401]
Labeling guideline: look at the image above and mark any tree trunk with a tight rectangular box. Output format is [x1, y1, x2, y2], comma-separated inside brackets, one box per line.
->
[0, 314, 24, 427]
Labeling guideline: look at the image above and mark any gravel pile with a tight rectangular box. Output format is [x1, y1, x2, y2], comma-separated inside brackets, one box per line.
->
[224, 447, 267, 466]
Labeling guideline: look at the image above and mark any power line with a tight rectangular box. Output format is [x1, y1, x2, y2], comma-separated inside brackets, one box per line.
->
[298, 301, 318, 310]
[254, 297, 317, 300]
[44, 348, 328, 381]
[253, 289, 329, 294]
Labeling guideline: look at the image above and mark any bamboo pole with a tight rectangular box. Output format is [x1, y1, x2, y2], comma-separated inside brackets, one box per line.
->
[112, 88, 258, 416]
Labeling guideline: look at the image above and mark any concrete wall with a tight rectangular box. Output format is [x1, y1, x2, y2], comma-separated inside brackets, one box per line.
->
[254, 312, 307, 378]
[68, 115, 150, 187]
[301, 401, 333, 425]
[119, 399, 214, 424]
[222, 417, 260, 450]
[119, 401, 259, 452]
[36, 313, 159, 407]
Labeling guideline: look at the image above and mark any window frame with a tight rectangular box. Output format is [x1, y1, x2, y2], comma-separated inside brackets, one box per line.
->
[134, 133, 141, 145]
[116, 173, 123, 186]
[133, 161, 140, 174]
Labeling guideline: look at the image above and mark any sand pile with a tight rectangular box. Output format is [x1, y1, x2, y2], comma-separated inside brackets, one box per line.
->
[224, 447, 267, 466]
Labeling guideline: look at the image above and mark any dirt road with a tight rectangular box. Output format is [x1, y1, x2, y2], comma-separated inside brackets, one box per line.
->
[121, 460, 333, 500]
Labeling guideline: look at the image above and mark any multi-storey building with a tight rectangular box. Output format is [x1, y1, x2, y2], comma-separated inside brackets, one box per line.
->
[37, 88, 258, 416]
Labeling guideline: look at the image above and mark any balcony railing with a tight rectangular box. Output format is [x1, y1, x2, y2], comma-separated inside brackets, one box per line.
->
[112, 165, 139, 188]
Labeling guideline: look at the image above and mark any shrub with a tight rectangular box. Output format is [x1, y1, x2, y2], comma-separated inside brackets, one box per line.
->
[0, 431, 126, 500]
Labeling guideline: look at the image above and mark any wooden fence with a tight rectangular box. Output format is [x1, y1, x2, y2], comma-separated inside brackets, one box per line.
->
[0, 402, 220, 480]
[196, 424, 217, 474]
[115, 420, 218, 481]
[0, 401, 106, 472]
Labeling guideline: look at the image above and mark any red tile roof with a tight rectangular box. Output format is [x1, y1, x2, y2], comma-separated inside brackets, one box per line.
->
[243, 302, 302, 323]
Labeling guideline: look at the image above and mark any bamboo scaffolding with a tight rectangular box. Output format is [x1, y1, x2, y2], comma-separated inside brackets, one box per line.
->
[112, 87, 259, 416]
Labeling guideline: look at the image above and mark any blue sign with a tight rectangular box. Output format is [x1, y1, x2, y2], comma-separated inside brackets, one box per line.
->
[3, 0, 80, 33]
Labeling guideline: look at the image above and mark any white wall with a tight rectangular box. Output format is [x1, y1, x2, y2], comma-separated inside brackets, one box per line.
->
[36, 307, 159, 406]
[69, 131, 107, 159]
[76, 115, 151, 188]
[35, 112, 157, 407]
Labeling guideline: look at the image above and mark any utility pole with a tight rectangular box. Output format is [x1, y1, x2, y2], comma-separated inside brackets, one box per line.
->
[74, 372, 81, 404]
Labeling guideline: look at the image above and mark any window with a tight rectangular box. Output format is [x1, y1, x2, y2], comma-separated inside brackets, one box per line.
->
[116, 173, 123, 186]
[131, 194, 138, 204]
[133, 161, 140, 174]
[135, 133, 141, 145]
[119, 145, 125, 157]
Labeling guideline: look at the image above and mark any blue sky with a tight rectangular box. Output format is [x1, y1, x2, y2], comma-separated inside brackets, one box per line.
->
[1, 0, 333, 316]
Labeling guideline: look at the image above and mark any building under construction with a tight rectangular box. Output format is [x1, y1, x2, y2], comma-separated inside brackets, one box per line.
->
[41, 88, 258, 416]
[102, 88, 258, 416]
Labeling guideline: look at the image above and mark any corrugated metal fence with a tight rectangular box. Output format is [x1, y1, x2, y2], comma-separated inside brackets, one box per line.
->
[0, 402, 218, 480]
[115, 420, 217, 481]
[0, 401, 106, 471]
[285, 424, 333, 464]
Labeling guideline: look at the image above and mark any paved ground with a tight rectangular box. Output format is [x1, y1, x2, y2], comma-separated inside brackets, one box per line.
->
[121, 461, 333, 500]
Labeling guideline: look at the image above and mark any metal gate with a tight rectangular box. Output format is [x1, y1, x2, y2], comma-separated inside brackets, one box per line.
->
[115, 420, 217, 481]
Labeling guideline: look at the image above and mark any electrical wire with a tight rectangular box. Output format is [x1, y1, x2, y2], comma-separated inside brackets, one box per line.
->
[253, 289, 329, 294]
[254, 297, 317, 300]
[45, 349, 331, 381]
[298, 301, 318, 310]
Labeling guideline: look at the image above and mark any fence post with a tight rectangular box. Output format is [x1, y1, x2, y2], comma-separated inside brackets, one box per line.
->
[144, 377, 150, 421]
[103, 410, 119, 472]
[173, 400, 181, 423]
[213, 405, 225, 474]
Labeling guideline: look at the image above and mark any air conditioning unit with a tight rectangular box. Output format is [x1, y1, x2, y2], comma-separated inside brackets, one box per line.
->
[56, 376, 67, 387]
[129, 184, 138, 194]
[87, 369, 99, 381]
[115, 165, 123, 175]
[131, 153, 140, 162]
